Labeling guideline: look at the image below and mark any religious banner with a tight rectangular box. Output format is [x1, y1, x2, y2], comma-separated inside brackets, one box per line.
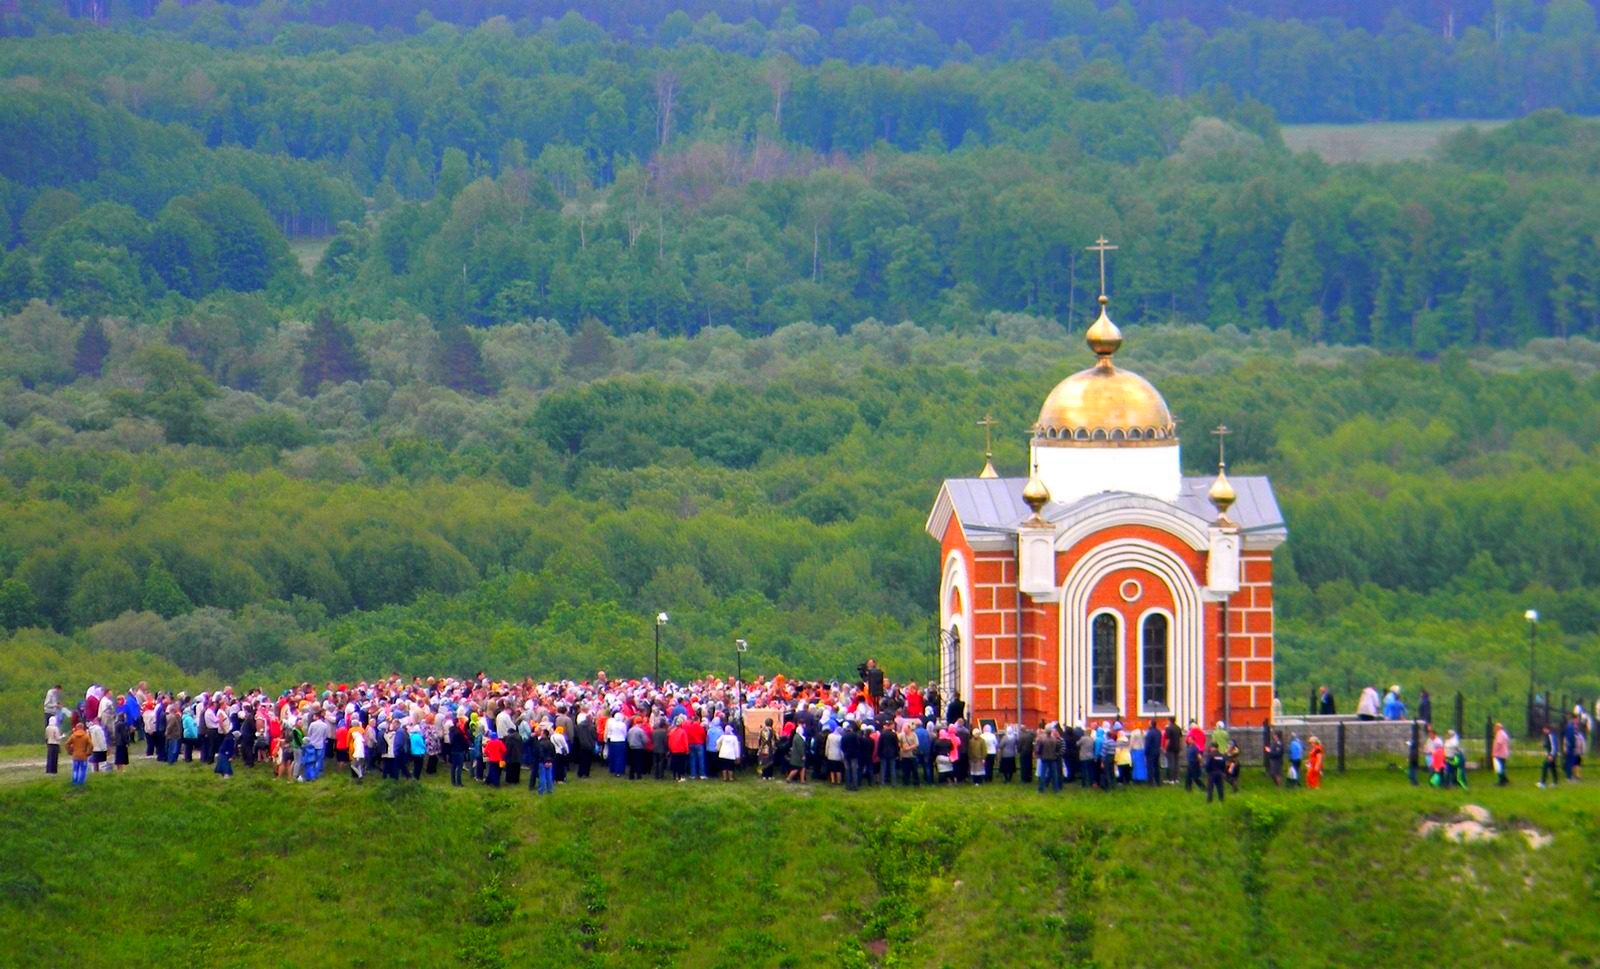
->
[741, 707, 784, 748]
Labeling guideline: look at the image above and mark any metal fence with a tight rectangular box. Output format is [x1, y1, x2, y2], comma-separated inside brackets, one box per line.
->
[1299, 685, 1594, 745]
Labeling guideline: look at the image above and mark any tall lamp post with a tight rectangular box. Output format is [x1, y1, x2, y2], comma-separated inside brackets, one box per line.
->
[1525, 608, 1539, 734]
[654, 612, 669, 683]
[734, 638, 748, 714]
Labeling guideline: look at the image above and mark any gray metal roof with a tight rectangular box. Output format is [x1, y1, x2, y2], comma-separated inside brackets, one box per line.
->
[937, 475, 1284, 535]
[1175, 475, 1284, 535]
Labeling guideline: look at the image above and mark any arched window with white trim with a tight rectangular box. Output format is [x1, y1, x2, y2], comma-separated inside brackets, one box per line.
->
[1091, 612, 1118, 712]
[1140, 612, 1169, 713]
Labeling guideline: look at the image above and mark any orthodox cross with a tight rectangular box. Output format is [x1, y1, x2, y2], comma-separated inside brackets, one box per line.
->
[976, 414, 997, 457]
[1211, 423, 1231, 469]
[1086, 236, 1118, 298]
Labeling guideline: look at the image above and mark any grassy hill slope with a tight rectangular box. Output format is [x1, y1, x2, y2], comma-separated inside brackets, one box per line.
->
[1, 767, 1595, 967]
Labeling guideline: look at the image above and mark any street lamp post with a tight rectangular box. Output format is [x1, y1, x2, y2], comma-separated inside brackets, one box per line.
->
[654, 612, 669, 683]
[1525, 609, 1538, 735]
[734, 638, 748, 714]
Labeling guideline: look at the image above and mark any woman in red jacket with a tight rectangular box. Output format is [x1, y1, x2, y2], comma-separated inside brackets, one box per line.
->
[668, 717, 691, 783]
[483, 732, 506, 788]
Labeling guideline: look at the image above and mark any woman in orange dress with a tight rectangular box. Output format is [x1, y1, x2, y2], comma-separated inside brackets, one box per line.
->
[1306, 735, 1325, 788]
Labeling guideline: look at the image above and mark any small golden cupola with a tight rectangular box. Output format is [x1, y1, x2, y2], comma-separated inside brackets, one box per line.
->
[1208, 464, 1237, 524]
[1021, 461, 1051, 522]
[1208, 423, 1237, 526]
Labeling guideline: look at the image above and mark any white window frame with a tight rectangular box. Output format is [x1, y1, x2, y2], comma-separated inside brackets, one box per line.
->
[1087, 607, 1123, 718]
[1136, 607, 1174, 718]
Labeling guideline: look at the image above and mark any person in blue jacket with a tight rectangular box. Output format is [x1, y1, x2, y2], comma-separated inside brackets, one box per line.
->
[1287, 734, 1305, 787]
[214, 730, 235, 778]
[1143, 721, 1162, 787]
[1382, 686, 1406, 721]
[1562, 715, 1580, 780]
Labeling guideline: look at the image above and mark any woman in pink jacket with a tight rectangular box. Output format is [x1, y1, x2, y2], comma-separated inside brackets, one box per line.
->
[1491, 722, 1511, 786]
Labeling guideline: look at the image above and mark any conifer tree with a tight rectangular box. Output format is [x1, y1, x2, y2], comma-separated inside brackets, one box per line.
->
[436, 325, 492, 395]
[299, 310, 367, 395]
[565, 316, 616, 376]
[72, 317, 109, 376]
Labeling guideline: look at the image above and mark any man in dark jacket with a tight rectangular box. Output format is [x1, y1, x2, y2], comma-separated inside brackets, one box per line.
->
[574, 715, 596, 778]
[1205, 744, 1228, 803]
[1143, 720, 1162, 786]
[1163, 719, 1182, 785]
[876, 724, 899, 785]
[1018, 723, 1036, 784]
[841, 725, 863, 791]
[1034, 727, 1060, 793]
[858, 660, 885, 704]
[652, 717, 669, 780]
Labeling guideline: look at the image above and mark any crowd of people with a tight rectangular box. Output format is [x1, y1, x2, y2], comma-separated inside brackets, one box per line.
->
[35, 662, 1339, 805]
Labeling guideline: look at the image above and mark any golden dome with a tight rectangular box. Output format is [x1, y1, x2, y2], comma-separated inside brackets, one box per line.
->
[1208, 465, 1237, 520]
[1034, 301, 1175, 447]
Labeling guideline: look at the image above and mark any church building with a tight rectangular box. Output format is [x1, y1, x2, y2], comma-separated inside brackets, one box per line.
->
[925, 252, 1287, 730]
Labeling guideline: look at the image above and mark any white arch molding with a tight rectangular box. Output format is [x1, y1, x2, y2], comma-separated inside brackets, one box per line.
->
[939, 550, 973, 706]
[1059, 539, 1204, 728]
[1051, 495, 1211, 554]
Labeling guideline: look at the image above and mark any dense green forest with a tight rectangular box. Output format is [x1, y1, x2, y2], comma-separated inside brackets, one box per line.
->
[7, 0, 1600, 122]
[5, 24, 1600, 344]
[1, 2, 1599, 741]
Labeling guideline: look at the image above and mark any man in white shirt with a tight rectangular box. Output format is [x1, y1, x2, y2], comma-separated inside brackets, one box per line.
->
[202, 703, 220, 763]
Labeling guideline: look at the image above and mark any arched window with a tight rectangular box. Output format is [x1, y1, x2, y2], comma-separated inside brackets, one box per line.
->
[1091, 613, 1118, 710]
[1141, 614, 1169, 710]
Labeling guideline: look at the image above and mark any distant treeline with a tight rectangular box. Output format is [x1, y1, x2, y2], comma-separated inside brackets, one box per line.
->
[6, 0, 1600, 122]
[5, 56, 1600, 349]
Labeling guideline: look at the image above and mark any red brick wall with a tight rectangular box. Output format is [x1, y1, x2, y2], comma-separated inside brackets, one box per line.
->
[942, 517, 1276, 729]
[1217, 552, 1275, 726]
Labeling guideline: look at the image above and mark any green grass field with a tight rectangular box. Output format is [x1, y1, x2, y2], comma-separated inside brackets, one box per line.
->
[1, 762, 1594, 968]
[1281, 118, 1513, 163]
